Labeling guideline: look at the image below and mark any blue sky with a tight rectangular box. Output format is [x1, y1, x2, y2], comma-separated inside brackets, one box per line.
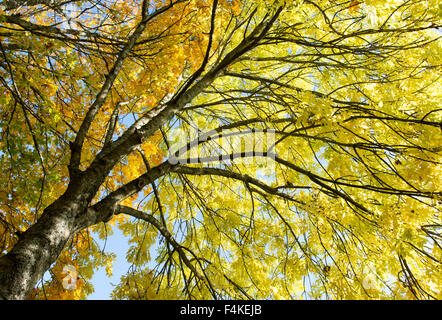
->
[87, 227, 131, 299]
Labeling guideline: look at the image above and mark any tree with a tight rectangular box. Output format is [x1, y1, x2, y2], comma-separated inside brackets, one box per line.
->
[0, 0, 440, 300]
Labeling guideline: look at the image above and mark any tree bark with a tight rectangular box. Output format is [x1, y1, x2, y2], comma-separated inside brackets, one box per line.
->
[0, 194, 82, 299]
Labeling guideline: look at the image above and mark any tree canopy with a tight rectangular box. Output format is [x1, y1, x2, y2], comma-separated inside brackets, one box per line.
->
[0, 0, 441, 300]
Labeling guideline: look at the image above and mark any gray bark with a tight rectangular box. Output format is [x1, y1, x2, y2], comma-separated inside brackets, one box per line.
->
[0, 191, 84, 299]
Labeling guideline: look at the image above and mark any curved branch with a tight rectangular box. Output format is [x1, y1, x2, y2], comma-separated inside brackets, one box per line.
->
[117, 204, 204, 280]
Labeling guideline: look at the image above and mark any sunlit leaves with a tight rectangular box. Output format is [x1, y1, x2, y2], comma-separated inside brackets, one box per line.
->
[0, 0, 441, 300]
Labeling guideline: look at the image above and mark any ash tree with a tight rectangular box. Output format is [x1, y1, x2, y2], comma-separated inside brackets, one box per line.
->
[0, 0, 441, 300]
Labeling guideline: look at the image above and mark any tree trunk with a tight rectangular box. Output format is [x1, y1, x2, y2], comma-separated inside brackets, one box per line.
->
[0, 193, 84, 299]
